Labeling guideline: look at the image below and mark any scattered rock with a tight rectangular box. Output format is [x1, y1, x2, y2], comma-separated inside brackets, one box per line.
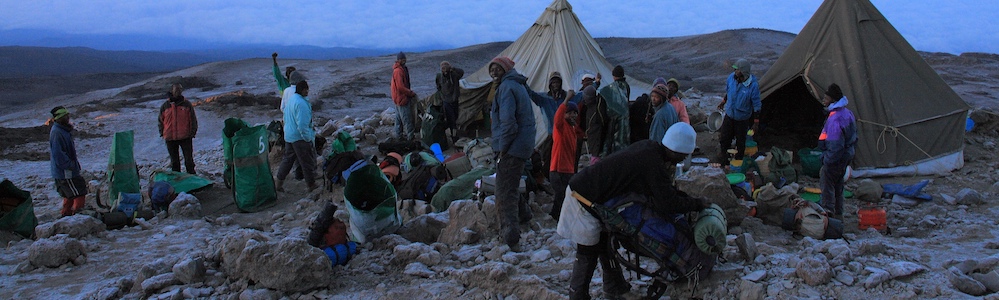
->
[239, 288, 281, 300]
[439, 200, 490, 245]
[736, 233, 759, 261]
[863, 268, 892, 288]
[887, 261, 927, 278]
[87, 278, 133, 300]
[417, 251, 443, 266]
[397, 214, 447, 244]
[530, 249, 551, 263]
[940, 193, 957, 205]
[948, 266, 988, 296]
[676, 166, 748, 225]
[971, 270, 999, 292]
[141, 273, 180, 294]
[835, 271, 855, 286]
[392, 243, 435, 264]
[738, 280, 765, 300]
[957, 188, 984, 205]
[857, 241, 888, 256]
[454, 245, 483, 262]
[172, 257, 207, 284]
[34, 215, 105, 239]
[212, 230, 331, 292]
[27, 234, 86, 268]
[319, 119, 338, 137]
[168, 192, 203, 219]
[404, 262, 435, 278]
[955, 259, 980, 275]
[795, 255, 832, 286]
[742, 270, 766, 282]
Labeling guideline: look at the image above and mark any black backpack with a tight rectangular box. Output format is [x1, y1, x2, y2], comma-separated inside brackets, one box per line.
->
[396, 163, 448, 201]
[323, 150, 365, 191]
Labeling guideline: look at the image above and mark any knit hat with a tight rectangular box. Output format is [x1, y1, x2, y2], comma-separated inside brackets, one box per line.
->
[653, 77, 667, 87]
[612, 65, 624, 78]
[825, 83, 843, 101]
[565, 102, 578, 113]
[397, 52, 406, 60]
[549, 71, 562, 82]
[732, 59, 751, 74]
[667, 78, 680, 87]
[651, 83, 670, 98]
[489, 56, 515, 73]
[288, 70, 307, 85]
[51, 106, 69, 121]
[661, 122, 696, 154]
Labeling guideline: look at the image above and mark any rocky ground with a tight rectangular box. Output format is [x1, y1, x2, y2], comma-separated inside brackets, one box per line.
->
[1, 29, 999, 299]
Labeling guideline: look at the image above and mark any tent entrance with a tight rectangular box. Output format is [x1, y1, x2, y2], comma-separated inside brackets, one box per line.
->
[758, 76, 826, 152]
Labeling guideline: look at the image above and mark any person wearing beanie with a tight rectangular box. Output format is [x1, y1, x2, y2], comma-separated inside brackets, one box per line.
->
[665, 78, 689, 124]
[159, 84, 199, 174]
[392, 52, 418, 141]
[818, 83, 856, 220]
[276, 80, 319, 192]
[598, 65, 632, 157]
[49, 106, 89, 217]
[548, 98, 581, 221]
[715, 58, 761, 162]
[561, 122, 709, 300]
[436, 61, 465, 141]
[648, 84, 681, 143]
[489, 55, 536, 251]
[610, 65, 630, 99]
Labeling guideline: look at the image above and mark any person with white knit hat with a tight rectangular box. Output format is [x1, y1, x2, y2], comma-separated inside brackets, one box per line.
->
[561, 122, 708, 299]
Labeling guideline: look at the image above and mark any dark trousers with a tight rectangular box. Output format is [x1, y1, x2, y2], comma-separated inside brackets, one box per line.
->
[548, 171, 573, 220]
[820, 161, 850, 217]
[718, 116, 752, 159]
[443, 101, 459, 131]
[277, 140, 317, 186]
[496, 153, 527, 246]
[569, 232, 630, 300]
[166, 138, 196, 174]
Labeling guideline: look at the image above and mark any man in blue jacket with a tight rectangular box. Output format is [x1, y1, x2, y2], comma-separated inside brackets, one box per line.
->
[275, 80, 318, 192]
[49, 106, 88, 216]
[818, 83, 857, 219]
[715, 59, 761, 162]
[489, 56, 536, 250]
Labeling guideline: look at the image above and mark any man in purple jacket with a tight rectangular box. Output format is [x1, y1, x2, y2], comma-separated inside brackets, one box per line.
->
[818, 83, 857, 220]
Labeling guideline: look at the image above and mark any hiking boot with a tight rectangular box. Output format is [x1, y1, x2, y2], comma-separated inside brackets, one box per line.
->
[275, 179, 285, 192]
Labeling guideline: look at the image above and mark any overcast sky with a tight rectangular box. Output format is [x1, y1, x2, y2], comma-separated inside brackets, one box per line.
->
[1, 0, 995, 54]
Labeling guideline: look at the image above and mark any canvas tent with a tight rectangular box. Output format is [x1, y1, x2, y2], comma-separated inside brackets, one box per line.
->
[455, 0, 652, 133]
[758, 0, 969, 177]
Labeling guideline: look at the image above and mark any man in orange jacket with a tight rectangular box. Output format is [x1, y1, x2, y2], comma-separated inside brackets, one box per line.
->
[391, 52, 418, 141]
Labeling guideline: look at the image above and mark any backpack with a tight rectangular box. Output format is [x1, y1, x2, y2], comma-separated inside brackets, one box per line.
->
[766, 147, 797, 185]
[602, 193, 717, 282]
[396, 164, 447, 201]
[463, 139, 495, 170]
[323, 150, 366, 191]
[378, 140, 423, 155]
[148, 181, 176, 212]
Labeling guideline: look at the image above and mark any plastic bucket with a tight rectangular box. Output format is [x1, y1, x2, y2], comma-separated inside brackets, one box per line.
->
[745, 140, 758, 156]
[707, 111, 724, 132]
[729, 159, 744, 173]
[798, 148, 822, 178]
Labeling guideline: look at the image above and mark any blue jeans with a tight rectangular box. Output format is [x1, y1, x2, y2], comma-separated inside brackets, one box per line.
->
[395, 102, 416, 140]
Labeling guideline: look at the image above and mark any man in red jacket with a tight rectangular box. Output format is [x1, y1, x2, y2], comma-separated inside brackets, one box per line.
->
[391, 52, 418, 141]
[548, 100, 579, 221]
[159, 84, 198, 174]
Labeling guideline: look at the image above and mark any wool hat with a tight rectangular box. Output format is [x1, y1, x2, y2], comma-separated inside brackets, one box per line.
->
[581, 73, 595, 82]
[651, 83, 670, 98]
[549, 71, 562, 82]
[490, 56, 515, 73]
[565, 102, 578, 113]
[732, 59, 751, 74]
[661, 122, 696, 154]
[652, 77, 667, 87]
[825, 83, 843, 101]
[667, 78, 680, 87]
[51, 106, 69, 120]
[612, 65, 624, 78]
[288, 70, 307, 85]
[397, 52, 406, 60]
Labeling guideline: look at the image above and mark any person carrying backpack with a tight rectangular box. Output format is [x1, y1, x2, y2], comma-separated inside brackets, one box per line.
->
[49, 106, 89, 217]
[159, 84, 198, 174]
[561, 123, 709, 299]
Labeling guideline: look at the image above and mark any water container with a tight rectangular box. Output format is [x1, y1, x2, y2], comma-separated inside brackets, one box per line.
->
[729, 159, 744, 173]
[745, 140, 758, 156]
[857, 206, 887, 231]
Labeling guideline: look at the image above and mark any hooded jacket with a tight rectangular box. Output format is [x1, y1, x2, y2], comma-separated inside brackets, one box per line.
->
[283, 92, 316, 143]
[159, 96, 198, 141]
[550, 101, 579, 173]
[50, 122, 82, 180]
[724, 73, 761, 121]
[818, 96, 857, 167]
[648, 102, 680, 143]
[490, 69, 536, 159]
[391, 61, 416, 106]
[436, 67, 464, 104]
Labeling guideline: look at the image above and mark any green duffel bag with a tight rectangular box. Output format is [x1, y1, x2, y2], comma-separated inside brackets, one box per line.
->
[0, 179, 38, 238]
[223, 118, 276, 212]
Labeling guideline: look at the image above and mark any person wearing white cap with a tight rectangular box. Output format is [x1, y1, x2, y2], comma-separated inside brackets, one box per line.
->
[560, 122, 708, 299]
